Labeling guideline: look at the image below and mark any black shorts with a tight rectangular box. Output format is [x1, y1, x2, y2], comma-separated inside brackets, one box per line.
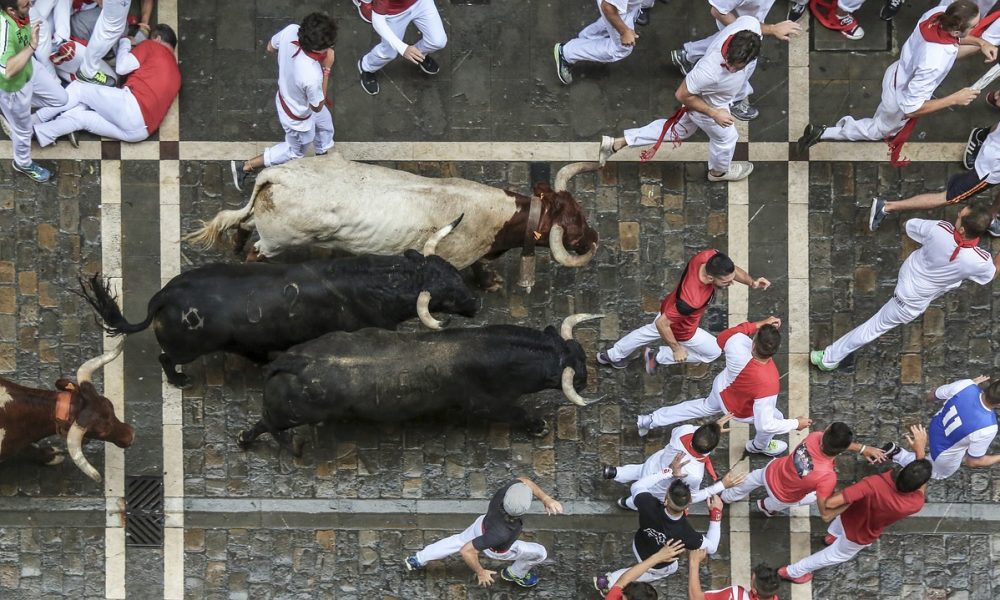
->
[945, 169, 995, 204]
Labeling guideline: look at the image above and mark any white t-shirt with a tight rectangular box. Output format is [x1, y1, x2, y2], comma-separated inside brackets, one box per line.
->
[710, 0, 777, 26]
[895, 219, 996, 307]
[934, 379, 999, 458]
[893, 7, 961, 115]
[974, 126, 1000, 184]
[685, 16, 761, 108]
[939, 0, 996, 18]
[272, 24, 325, 132]
[600, 0, 643, 15]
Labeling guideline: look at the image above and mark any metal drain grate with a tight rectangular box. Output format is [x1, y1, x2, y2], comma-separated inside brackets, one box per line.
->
[125, 476, 164, 547]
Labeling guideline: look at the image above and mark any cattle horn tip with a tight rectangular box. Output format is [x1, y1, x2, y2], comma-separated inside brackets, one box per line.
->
[560, 313, 604, 341]
[554, 162, 602, 192]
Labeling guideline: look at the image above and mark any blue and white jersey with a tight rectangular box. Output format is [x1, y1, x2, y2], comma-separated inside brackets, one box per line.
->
[928, 379, 998, 461]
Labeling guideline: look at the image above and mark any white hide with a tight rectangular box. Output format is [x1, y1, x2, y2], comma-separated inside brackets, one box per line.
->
[228, 154, 517, 268]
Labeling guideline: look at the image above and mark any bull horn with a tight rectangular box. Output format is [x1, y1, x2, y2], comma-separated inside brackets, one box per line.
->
[416, 291, 443, 330]
[76, 338, 126, 384]
[559, 313, 604, 341]
[66, 422, 101, 482]
[554, 162, 601, 192]
[549, 225, 597, 268]
[561, 367, 591, 407]
[423, 214, 465, 257]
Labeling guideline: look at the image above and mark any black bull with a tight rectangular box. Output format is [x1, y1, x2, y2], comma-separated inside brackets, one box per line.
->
[237, 314, 603, 453]
[78, 250, 479, 388]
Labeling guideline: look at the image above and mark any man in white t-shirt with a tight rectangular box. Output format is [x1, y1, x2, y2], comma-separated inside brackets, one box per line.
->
[554, 0, 641, 85]
[669, 0, 800, 121]
[883, 378, 1000, 479]
[595, 16, 761, 182]
[869, 127, 1000, 233]
[356, 0, 447, 96]
[798, 2, 992, 158]
[811, 206, 999, 371]
[231, 13, 337, 191]
[76, 0, 154, 87]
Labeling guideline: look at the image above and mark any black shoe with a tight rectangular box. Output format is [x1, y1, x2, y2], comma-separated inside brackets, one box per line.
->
[230, 160, 251, 192]
[616, 496, 630, 510]
[964, 127, 989, 170]
[788, 2, 808, 21]
[601, 465, 617, 480]
[880, 0, 903, 20]
[868, 196, 887, 232]
[797, 124, 826, 153]
[418, 55, 440, 75]
[636, 7, 651, 26]
[358, 59, 380, 95]
[881, 442, 901, 461]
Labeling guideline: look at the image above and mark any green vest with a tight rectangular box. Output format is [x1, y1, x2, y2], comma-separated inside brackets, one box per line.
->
[0, 12, 32, 93]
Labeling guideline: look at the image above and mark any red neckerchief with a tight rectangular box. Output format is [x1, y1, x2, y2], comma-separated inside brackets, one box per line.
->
[919, 15, 960, 45]
[885, 118, 918, 167]
[641, 105, 689, 161]
[972, 10, 1000, 38]
[680, 433, 718, 481]
[291, 41, 334, 109]
[720, 34, 735, 69]
[7, 11, 29, 27]
[951, 227, 980, 261]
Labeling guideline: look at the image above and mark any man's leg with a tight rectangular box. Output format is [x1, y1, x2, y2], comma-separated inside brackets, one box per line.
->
[80, 1, 129, 78]
[70, 7, 100, 41]
[607, 557, 677, 586]
[762, 490, 815, 514]
[29, 0, 59, 76]
[35, 105, 146, 145]
[0, 85, 35, 168]
[263, 126, 313, 168]
[313, 106, 335, 155]
[28, 60, 68, 109]
[414, 516, 483, 564]
[820, 296, 922, 367]
[655, 327, 721, 366]
[822, 67, 904, 141]
[490, 541, 547, 578]
[682, 31, 720, 63]
[624, 112, 698, 149]
[562, 12, 634, 64]
[748, 407, 787, 452]
[361, 11, 411, 72]
[606, 319, 661, 363]
[785, 517, 868, 578]
[693, 110, 741, 177]
[647, 396, 720, 432]
[720, 466, 767, 503]
[411, 0, 448, 56]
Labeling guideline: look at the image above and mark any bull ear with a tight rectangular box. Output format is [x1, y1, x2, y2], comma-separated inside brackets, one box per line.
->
[55, 378, 77, 391]
[403, 249, 423, 261]
[543, 325, 559, 338]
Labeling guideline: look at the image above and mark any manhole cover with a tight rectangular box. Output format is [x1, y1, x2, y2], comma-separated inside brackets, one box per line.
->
[125, 476, 164, 547]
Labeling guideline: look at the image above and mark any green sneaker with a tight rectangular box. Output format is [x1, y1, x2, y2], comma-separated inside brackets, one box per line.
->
[12, 161, 51, 183]
[809, 350, 838, 372]
[75, 69, 115, 87]
[500, 567, 539, 588]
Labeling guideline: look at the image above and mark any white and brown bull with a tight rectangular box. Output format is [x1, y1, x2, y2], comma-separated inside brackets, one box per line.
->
[186, 154, 601, 290]
[0, 341, 133, 482]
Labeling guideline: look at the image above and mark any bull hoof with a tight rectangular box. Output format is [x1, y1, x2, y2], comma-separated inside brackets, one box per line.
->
[236, 430, 254, 450]
[527, 420, 550, 438]
[167, 373, 192, 389]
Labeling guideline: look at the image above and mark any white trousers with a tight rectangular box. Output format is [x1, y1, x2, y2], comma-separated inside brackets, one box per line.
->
[614, 447, 676, 483]
[30, 0, 71, 77]
[720, 464, 817, 513]
[625, 111, 740, 173]
[562, 7, 639, 64]
[785, 517, 869, 578]
[839, 0, 865, 12]
[361, 0, 447, 73]
[414, 515, 547, 578]
[822, 63, 907, 142]
[606, 542, 679, 586]
[607, 317, 722, 366]
[647, 394, 782, 450]
[894, 447, 963, 480]
[263, 96, 335, 167]
[0, 62, 67, 166]
[81, 0, 130, 78]
[33, 80, 147, 145]
[683, 31, 718, 63]
[821, 294, 924, 367]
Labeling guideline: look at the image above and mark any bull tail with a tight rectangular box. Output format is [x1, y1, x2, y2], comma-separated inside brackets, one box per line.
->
[183, 186, 259, 249]
[76, 273, 156, 336]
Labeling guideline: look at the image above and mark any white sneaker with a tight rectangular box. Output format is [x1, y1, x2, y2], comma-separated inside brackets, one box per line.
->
[598, 135, 616, 166]
[707, 162, 753, 182]
[747, 439, 788, 456]
[637, 415, 652, 437]
[838, 14, 864, 40]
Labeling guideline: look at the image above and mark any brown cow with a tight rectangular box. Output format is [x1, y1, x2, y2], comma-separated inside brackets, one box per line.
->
[0, 340, 134, 482]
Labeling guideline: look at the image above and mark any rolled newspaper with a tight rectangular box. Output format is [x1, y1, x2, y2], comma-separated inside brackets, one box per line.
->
[972, 63, 1000, 91]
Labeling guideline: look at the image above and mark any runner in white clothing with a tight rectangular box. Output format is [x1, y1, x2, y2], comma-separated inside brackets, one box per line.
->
[357, 0, 447, 96]
[798, 2, 993, 165]
[595, 16, 762, 182]
[811, 206, 999, 371]
[669, 0, 800, 121]
[636, 318, 810, 457]
[883, 377, 1000, 479]
[554, 0, 641, 85]
[77, 0, 154, 87]
[231, 14, 337, 191]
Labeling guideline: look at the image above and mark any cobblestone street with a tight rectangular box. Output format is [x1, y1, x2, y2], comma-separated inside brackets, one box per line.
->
[2, 0, 1000, 599]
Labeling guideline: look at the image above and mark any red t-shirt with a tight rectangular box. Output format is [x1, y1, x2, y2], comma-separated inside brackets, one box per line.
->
[124, 41, 181, 134]
[606, 587, 624, 600]
[839, 471, 925, 545]
[659, 249, 719, 342]
[764, 431, 837, 504]
[373, 0, 419, 15]
[704, 586, 774, 600]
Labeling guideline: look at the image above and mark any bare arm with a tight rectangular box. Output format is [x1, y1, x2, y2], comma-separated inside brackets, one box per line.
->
[654, 314, 686, 360]
[459, 542, 496, 586]
[906, 91, 978, 118]
[733, 266, 770, 289]
[517, 477, 564, 515]
[964, 454, 1000, 468]
[266, 41, 276, 54]
[601, 1, 631, 37]
[616, 541, 686, 592]
[1, 23, 38, 79]
[820, 492, 852, 522]
[710, 7, 737, 26]
[675, 80, 724, 120]
[140, 0, 154, 27]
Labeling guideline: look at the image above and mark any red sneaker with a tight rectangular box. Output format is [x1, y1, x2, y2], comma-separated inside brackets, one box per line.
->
[353, 0, 373, 23]
[778, 566, 813, 584]
[824, 534, 837, 546]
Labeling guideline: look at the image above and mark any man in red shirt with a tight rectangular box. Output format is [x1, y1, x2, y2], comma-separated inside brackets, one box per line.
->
[32, 24, 179, 145]
[600, 540, 686, 600]
[687, 548, 779, 600]
[597, 249, 770, 372]
[779, 425, 932, 584]
[720, 422, 886, 516]
[635, 316, 811, 454]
